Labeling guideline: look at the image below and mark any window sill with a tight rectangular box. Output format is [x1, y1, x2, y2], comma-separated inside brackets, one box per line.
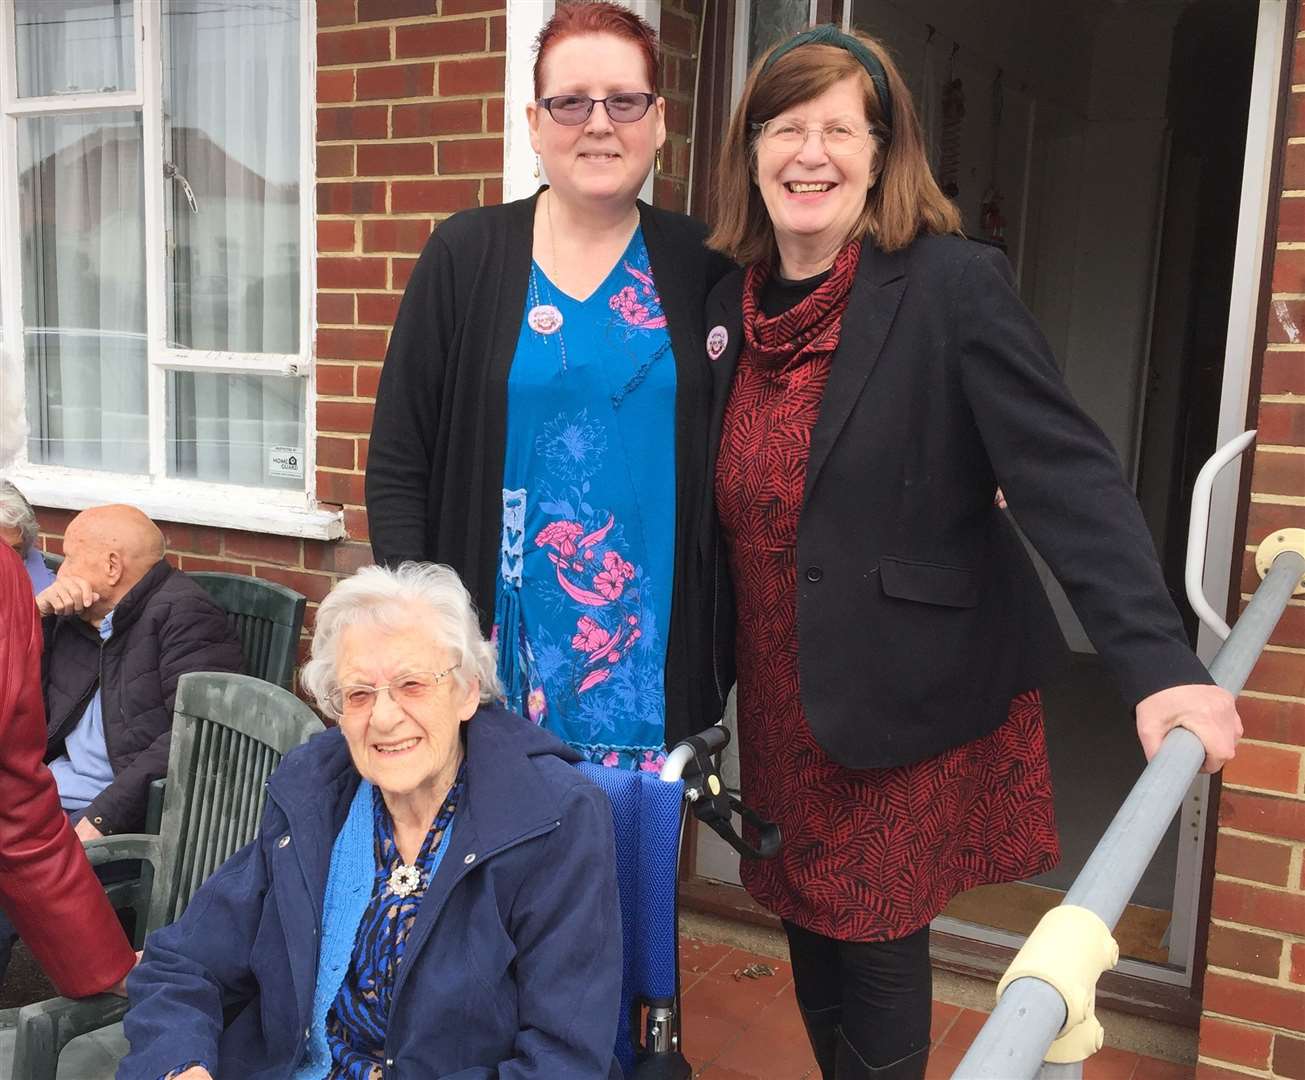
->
[9, 467, 346, 541]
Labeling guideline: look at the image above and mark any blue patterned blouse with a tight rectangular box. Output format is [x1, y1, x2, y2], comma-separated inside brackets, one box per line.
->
[322, 766, 465, 1077]
[494, 227, 676, 771]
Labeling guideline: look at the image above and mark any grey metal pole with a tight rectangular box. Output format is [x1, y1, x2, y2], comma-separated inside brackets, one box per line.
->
[954, 549, 1305, 1079]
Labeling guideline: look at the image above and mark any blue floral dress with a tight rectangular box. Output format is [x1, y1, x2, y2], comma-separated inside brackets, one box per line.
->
[494, 228, 676, 770]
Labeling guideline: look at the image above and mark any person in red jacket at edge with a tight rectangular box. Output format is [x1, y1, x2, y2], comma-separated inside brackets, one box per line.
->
[0, 541, 134, 998]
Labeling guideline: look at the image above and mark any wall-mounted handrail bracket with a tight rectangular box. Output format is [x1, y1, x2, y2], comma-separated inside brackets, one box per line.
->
[1255, 528, 1305, 593]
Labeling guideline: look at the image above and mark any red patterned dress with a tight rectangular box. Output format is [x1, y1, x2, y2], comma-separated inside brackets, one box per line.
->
[715, 252, 1060, 943]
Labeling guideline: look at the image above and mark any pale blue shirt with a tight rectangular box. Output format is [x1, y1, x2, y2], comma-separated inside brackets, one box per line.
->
[22, 546, 55, 595]
[49, 610, 117, 813]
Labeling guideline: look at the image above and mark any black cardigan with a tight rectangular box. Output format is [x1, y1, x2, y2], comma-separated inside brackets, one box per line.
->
[705, 234, 1213, 770]
[367, 191, 734, 747]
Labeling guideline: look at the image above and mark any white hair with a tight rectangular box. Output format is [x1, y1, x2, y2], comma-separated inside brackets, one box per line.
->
[0, 480, 39, 555]
[300, 562, 502, 719]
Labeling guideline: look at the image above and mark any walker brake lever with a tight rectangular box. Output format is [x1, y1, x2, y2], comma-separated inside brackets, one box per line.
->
[679, 731, 780, 861]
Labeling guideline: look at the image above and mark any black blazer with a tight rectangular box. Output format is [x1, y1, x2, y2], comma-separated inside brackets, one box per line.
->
[705, 233, 1211, 769]
[366, 191, 735, 747]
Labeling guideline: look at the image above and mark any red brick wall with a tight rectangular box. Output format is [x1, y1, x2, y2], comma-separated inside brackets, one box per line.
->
[314, 0, 506, 577]
[1196, 4, 1305, 1075]
[655, 0, 703, 211]
[34, 0, 711, 676]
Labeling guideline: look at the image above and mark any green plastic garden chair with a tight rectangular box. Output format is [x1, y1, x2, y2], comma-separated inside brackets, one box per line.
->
[189, 571, 307, 690]
[10, 671, 323, 1080]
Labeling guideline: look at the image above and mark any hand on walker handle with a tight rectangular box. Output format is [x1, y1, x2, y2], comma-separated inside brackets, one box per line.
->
[1135, 683, 1242, 774]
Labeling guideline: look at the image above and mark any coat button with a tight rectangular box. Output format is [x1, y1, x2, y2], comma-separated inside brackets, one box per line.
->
[464, 852, 476, 865]
[278, 835, 291, 848]
[386, 1059, 395, 1067]
[805, 566, 823, 583]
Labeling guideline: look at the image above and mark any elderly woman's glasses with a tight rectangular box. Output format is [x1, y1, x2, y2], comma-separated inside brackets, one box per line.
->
[752, 119, 876, 156]
[537, 92, 657, 126]
[329, 666, 457, 717]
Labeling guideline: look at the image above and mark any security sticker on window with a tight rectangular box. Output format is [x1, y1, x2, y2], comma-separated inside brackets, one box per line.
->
[269, 446, 305, 480]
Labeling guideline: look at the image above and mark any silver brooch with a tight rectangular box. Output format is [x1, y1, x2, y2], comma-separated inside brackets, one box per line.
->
[388, 863, 422, 897]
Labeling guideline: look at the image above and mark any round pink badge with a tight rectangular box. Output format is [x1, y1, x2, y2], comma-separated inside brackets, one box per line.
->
[528, 304, 563, 335]
[706, 325, 728, 360]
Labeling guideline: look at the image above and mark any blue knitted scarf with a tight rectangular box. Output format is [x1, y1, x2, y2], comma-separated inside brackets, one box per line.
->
[290, 778, 377, 1080]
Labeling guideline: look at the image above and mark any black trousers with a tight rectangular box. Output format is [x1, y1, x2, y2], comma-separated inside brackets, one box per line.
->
[783, 920, 933, 1069]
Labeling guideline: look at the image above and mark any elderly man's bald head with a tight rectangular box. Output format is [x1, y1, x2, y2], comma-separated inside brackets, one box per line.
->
[59, 505, 166, 619]
[67, 505, 165, 564]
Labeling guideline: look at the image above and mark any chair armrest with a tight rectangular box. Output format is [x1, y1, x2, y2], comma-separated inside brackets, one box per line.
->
[145, 777, 166, 834]
[14, 993, 130, 1080]
[82, 832, 163, 872]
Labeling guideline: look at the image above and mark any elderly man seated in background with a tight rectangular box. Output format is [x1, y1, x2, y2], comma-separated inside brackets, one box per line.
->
[0, 503, 243, 984]
[121, 563, 622, 1080]
[0, 479, 54, 595]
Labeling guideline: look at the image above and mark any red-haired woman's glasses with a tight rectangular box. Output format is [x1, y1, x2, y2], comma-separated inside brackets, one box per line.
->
[538, 92, 657, 126]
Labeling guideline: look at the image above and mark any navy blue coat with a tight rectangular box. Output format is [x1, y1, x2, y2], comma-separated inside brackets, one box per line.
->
[120, 706, 624, 1079]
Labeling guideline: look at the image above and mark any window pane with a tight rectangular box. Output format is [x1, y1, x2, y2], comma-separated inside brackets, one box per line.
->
[748, 1, 809, 64]
[163, 0, 301, 354]
[15, 0, 135, 97]
[20, 112, 148, 473]
[168, 372, 305, 490]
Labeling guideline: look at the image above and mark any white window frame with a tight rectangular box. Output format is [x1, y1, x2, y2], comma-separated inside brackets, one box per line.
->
[0, 0, 341, 539]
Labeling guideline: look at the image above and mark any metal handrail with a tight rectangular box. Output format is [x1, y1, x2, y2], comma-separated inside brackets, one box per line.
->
[954, 433, 1304, 1079]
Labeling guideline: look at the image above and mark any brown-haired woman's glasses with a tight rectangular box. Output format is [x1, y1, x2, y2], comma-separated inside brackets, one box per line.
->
[328, 666, 457, 717]
[538, 93, 658, 125]
[752, 119, 876, 157]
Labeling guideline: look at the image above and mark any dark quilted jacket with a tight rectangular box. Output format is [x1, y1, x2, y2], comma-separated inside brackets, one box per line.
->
[42, 560, 244, 835]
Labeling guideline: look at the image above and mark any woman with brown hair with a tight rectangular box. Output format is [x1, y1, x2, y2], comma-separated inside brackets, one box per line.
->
[705, 25, 1241, 1079]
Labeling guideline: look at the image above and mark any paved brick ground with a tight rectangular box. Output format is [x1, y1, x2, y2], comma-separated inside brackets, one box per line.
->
[678, 936, 1194, 1080]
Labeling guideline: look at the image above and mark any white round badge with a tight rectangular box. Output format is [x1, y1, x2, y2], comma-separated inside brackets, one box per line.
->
[528, 304, 564, 335]
[706, 325, 728, 361]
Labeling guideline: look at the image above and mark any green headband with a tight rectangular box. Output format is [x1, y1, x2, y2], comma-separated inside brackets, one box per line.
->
[760, 24, 893, 131]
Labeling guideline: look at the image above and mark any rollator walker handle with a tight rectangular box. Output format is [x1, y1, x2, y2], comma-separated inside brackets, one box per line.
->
[671, 728, 781, 861]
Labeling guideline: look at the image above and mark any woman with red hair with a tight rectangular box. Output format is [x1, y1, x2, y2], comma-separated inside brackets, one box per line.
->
[368, 2, 730, 771]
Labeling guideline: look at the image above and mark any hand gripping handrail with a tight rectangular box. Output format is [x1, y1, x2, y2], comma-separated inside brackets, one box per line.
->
[955, 432, 1305, 1079]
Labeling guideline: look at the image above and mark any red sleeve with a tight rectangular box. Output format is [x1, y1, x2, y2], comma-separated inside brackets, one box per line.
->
[0, 546, 135, 997]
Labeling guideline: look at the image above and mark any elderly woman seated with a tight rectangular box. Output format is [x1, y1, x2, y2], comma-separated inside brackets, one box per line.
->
[120, 562, 623, 1079]
[0, 479, 54, 594]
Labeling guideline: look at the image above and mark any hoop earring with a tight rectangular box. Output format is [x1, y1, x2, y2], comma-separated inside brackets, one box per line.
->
[655, 147, 663, 173]
[533, 155, 540, 179]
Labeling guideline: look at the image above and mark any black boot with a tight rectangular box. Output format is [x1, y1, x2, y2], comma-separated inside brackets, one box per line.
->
[797, 1003, 842, 1080]
[835, 1030, 929, 1079]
